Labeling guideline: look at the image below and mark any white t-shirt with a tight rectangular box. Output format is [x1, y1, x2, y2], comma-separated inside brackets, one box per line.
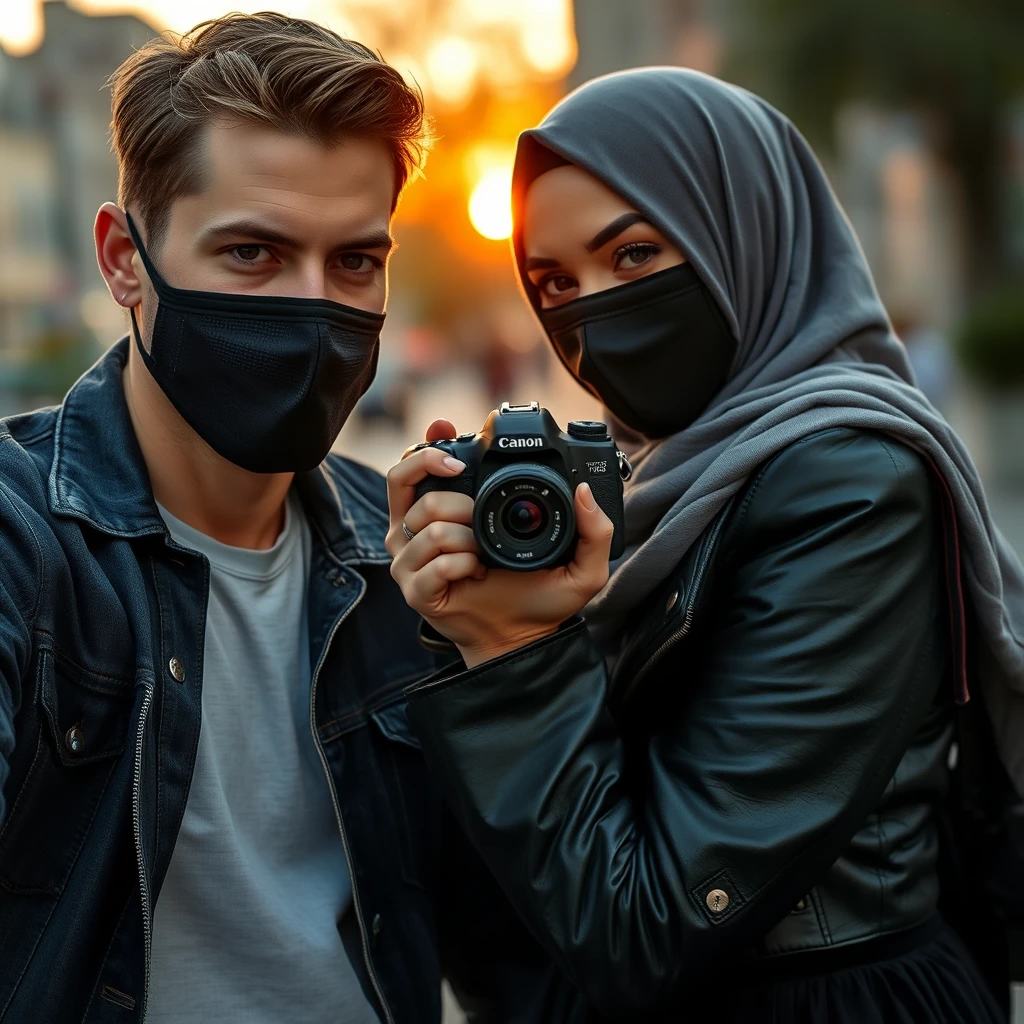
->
[147, 493, 379, 1023]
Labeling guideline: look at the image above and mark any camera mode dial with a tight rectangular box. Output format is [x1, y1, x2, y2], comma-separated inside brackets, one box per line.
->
[567, 420, 609, 440]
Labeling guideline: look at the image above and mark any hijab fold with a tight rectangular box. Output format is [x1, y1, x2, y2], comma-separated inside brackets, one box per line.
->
[511, 69, 1024, 785]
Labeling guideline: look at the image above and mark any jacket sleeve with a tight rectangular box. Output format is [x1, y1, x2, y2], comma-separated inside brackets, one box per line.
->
[435, 802, 592, 1024]
[406, 432, 946, 1014]
[0, 478, 38, 826]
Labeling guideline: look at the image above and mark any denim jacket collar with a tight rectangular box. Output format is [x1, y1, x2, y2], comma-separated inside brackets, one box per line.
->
[48, 338, 389, 563]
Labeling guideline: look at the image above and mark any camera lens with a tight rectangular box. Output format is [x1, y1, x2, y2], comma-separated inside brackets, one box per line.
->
[505, 499, 546, 538]
[473, 463, 575, 571]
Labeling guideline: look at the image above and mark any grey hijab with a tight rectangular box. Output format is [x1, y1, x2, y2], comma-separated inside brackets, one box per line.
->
[512, 68, 1024, 774]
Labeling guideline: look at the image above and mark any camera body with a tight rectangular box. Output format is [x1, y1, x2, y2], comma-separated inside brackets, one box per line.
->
[412, 402, 628, 571]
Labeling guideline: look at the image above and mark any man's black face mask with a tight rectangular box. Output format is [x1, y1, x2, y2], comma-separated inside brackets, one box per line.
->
[539, 263, 737, 439]
[126, 213, 384, 474]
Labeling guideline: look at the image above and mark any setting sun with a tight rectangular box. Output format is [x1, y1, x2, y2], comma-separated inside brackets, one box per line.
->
[468, 167, 514, 240]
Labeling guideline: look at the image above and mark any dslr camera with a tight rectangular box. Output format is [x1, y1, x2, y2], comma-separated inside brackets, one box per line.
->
[412, 402, 630, 571]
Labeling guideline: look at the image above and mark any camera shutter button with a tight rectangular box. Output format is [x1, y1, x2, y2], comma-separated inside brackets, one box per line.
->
[456, 432, 476, 442]
[567, 421, 608, 440]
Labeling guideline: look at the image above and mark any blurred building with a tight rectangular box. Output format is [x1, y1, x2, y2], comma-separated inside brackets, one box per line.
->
[836, 107, 963, 334]
[0, 124, 59, 353]
[570, 0, 733, 85]
[0, 1, 157, 355]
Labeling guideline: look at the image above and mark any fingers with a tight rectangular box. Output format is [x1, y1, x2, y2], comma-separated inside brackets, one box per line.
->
[404, 490, 474, 536]
[399, 521, 478, 574]
[391, 519, 486, 614]
[566, 483, 615, 594]
[404, 553, 485, 612]
[385, 447, 467, 556]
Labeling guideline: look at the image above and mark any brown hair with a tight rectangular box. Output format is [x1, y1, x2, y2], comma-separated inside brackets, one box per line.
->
[109, 12, 430, 249]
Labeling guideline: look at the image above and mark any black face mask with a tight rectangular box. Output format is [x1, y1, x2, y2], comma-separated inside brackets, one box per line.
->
[125, 214, 384, 474]
[538, 263, 737, 438]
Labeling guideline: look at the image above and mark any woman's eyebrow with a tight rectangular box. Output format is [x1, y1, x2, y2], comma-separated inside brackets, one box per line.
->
[525, 256, 561, 272]
[585, 212, 649, 253]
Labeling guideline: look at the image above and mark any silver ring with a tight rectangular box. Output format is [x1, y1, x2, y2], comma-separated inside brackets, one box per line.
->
[401, 521, 416, 541]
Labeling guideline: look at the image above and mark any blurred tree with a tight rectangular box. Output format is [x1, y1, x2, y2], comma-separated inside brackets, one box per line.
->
[729, 0, 1024, 295]
[5, 326, 99, 402]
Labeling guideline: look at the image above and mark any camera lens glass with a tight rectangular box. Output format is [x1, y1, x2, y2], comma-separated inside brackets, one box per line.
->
[505, 499, 546, 538]
[473, 463, 576, 571]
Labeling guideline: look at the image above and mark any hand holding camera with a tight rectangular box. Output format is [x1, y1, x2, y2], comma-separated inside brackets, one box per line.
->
[385, 403, 629, 668]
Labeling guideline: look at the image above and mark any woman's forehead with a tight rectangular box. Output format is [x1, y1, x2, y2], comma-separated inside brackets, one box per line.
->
[522, 166, 639, 246]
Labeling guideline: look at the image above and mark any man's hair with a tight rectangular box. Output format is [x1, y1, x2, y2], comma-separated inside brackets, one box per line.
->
[108, 12, 431, 249]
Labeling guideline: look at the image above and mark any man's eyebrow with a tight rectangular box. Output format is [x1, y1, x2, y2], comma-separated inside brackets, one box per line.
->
[585, 212, 649, 253]
[525, 256, 561, 272]
[199, 220, 300, 248]
[198, 220, 395, 252]
[340, 229, 395, 253]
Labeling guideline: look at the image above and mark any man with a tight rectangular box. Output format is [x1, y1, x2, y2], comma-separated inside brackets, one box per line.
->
[0, 14, 560, 1023]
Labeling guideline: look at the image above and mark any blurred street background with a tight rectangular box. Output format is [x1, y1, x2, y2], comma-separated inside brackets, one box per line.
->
[1, 2, 1023, 1019]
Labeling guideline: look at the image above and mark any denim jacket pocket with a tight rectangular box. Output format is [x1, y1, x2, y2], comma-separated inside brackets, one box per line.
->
[0, 643, 133, 897]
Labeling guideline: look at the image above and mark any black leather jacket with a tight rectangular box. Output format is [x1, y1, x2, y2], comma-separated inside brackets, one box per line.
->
[407, 428, 957, 1018]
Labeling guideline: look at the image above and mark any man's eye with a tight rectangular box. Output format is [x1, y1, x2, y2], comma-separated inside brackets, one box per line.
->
[339, 254, 379, 273]
[614, 242, 661, 270]
[541, 275, 576, 297]
[232, 245, 267, 264]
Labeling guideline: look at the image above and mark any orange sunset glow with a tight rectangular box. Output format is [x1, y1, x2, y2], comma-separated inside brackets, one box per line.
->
[2, 0, 577, 242]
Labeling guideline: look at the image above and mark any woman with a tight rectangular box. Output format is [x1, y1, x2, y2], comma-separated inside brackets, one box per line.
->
[385, 69, 1024, 1021]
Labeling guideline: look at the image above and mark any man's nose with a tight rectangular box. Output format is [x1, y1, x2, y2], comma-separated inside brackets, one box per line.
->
[292, 265, 331, 300]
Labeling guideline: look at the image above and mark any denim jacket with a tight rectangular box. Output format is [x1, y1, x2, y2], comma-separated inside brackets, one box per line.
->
[0, 339, 513, 1023]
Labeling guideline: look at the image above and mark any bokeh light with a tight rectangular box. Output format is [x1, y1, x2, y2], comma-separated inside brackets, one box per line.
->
[424, 35, 480, 107]
[468, 167, 514, 240]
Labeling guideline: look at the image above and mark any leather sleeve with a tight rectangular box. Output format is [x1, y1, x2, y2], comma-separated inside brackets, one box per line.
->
[0, 475, 40, 825]
[406, 431, 946, 1014]
[435, 802, 592, 1024]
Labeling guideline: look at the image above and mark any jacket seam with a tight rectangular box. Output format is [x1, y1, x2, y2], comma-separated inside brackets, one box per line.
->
[81, 891, 134, 1022]
[322, 458, 391, 530]
[0, 482, 44, 630]
[0, 719, 48, 875]
[0, 425, 55, 448]
[761, 915, 937, 962]
[720, 685, 919, 931]
[877, 437, 903, 483]
[0, 864, 62, 1020]
[48, 647, 135, 690]
[318, 671, 434, 736]
[725, 427, 852, 541]
[812, 887, 833, 944]
[0, 710, 115, 1017]
[304, 470, 389, 567]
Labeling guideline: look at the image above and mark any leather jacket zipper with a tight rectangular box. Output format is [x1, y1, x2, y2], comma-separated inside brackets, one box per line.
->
[132, 683, 155, 1021]
[617, 508, 730, 708]
[308, 566, 396, 1024]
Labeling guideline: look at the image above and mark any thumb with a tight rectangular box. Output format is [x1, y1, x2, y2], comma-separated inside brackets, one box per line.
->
[426, 418, 457, 443]
[570, 483, 614, 582]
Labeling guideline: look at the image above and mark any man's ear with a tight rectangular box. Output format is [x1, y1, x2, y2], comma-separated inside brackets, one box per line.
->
[95, 203, 143, 309]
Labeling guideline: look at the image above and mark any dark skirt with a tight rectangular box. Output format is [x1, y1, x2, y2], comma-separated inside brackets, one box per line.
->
[703, 916, 1006, 1023]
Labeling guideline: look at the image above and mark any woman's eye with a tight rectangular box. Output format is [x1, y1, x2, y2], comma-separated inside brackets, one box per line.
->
[339, 253, 379, 274]
[614, 243, 661, 271]
[541, 275, 577, 297]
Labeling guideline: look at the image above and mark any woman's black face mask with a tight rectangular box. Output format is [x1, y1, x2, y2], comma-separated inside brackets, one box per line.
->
[125, 213, 384, 474]
[539, 263, 737, 439]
